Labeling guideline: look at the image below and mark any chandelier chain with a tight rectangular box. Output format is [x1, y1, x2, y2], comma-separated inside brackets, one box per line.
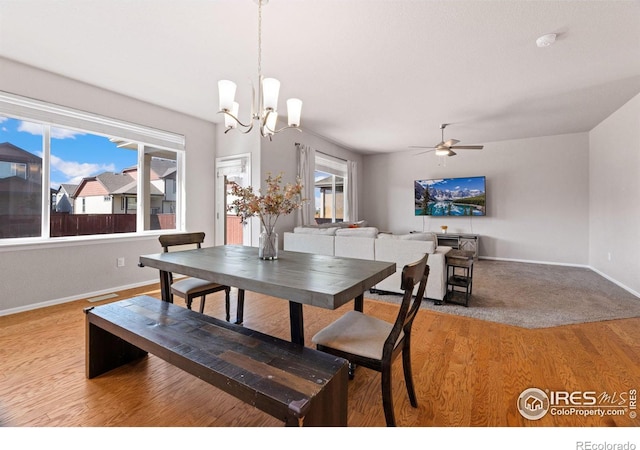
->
[217, 0, 302, 139]
[257, 0, 262, 80]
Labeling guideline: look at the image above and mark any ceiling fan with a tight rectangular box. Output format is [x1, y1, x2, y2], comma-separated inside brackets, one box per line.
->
[411, 123, 484, 157]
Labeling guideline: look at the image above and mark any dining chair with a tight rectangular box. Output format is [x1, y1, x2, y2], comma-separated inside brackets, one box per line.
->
[311, 254, 429, 427]
[158, 232, 232, 320]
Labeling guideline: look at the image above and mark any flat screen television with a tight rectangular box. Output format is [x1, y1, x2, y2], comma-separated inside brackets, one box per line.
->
[415, 176, 486, 216]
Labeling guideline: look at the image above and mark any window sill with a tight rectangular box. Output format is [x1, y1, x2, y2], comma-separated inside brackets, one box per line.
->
[0, 231, 178, 253]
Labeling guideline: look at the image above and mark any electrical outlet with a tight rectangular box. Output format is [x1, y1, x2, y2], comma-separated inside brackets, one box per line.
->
[117, 257, 125, 267]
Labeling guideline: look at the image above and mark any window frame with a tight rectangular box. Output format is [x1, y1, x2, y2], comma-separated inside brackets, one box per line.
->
[0, 91, 186, 247]
[314, 153, 347, 223]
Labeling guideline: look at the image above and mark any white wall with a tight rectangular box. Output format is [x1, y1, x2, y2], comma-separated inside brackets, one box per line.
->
[0, 57, 217, 314]
[589, 93, 640, 295]
[362, 132, 590, 265]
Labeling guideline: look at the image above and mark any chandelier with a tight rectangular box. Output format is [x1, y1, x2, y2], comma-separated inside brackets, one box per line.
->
[217, 0, 302, 140]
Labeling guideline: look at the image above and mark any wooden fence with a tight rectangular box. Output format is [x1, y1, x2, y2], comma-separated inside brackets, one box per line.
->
[0, 213, 176, 238]
[226, 215, 243, 244]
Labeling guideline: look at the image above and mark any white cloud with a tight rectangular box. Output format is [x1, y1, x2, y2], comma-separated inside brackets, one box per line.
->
[51, 127, 85, 139]
[50, 154, 115, 184]
[0, 117, 8, 123]
[17, 121, 45, 135]
[17, 121, 85, 139]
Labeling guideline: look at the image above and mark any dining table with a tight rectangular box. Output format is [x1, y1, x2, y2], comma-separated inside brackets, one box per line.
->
[139, 244, 396, 346]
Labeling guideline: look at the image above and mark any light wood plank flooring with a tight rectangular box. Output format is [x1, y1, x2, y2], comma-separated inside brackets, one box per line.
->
[0, 284, 638, 427]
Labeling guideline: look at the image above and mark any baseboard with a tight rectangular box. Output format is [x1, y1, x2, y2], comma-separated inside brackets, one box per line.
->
[0, 279, 159, 317]
[589, 266, 640, 299]
[479, 256, 590, 268]
[480, 256, 639, 299]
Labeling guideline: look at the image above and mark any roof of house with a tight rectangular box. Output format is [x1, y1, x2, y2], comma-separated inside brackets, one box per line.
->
[123, 158, 176, 180]
[0, 142, 42, 164]
[58, 183, 78, 196]
[74, 172, 163, 197]
[0, 175, 37, 193]
[150, 158, 176, 179]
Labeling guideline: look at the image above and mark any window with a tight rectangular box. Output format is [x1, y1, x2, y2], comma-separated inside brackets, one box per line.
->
[0, 161, 27, 179]
[314, 153, 346, 224]
[0, 119, 43, 238]
[0, 91, 184, 241]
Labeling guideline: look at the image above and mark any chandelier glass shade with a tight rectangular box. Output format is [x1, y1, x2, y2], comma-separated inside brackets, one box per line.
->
[218, 0, 302, 139]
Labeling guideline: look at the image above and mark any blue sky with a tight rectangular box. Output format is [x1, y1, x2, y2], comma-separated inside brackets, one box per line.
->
[1, 116, 137, 188]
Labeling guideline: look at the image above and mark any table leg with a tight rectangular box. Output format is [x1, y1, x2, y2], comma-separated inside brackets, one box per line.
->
[159, 270, 172, 303]
[236, 289, 245, 325]
[350, 293, 366, 377]
[354, 294, 364, 312]
[289, 301, 305, 346]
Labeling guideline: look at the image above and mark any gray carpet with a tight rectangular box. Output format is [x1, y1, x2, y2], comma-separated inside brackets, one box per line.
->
[365, 259, 640, 328]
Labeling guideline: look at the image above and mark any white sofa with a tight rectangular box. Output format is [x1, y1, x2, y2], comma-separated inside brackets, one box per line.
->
[283, 226, 451, 301]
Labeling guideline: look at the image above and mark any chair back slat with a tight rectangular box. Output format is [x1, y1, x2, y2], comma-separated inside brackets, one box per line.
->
[383, 254, 429, 356]
[159, 232, 206, 252]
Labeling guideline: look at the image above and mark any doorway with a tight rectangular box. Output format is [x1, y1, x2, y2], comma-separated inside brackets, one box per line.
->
[215, 154, 251, 246]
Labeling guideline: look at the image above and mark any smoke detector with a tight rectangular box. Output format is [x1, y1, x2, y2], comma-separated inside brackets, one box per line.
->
[536, 33, 557, 47]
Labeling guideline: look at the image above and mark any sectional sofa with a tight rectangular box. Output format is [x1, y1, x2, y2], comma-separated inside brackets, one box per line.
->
[283, 226, 452, 302]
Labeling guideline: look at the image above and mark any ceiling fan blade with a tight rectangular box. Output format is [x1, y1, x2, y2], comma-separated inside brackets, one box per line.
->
[450, 145, 484, 150]
[414, 149, 435, 155]
[448, 150, 457, 157]
[443, 139, 459, 147]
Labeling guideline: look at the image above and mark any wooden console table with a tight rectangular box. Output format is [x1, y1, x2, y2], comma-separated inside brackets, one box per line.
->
[437, 233, 479, 257]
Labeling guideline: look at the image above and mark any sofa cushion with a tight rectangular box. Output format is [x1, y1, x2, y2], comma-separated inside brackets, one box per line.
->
[335, 227, 379, 238]
[283, 232, 335, 256]
[293, 226, 339, 236]
[335, 235, 375, 260]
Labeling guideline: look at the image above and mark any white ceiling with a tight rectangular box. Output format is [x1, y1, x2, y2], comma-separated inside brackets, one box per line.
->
[1, 0, 639, 154]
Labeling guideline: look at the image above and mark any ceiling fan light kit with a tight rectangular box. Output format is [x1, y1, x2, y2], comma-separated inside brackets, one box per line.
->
[217, 0, 302, 140]
[536, 33, 557, 47]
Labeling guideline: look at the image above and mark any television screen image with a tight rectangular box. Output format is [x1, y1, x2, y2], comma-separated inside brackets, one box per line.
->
[415, 176, 486, 216]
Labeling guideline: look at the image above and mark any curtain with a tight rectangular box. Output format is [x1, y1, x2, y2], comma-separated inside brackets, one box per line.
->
[345, 160, 358, 222]
[296, 143, 315, 226]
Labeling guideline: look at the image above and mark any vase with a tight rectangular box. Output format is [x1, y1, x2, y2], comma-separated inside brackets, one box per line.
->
[259, 225, 278, 260]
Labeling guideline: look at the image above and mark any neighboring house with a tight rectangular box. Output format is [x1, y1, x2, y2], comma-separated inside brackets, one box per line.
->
[0, 142, 42, 216]
[54, 183, 77, 213]
[0, 143, 43, 240]
[72, 172, 164, 214]
[314, 174, 344, 223]
[123, 158, 177, 214]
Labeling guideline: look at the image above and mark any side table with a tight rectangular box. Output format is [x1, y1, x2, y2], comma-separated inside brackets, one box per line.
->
[444, 249, 476, 307]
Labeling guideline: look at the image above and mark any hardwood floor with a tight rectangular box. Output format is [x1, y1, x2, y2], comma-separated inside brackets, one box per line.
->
[0, 284, 638, 427]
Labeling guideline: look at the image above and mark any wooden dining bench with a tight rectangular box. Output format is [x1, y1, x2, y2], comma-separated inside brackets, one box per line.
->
[84, 295, 348, 426]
